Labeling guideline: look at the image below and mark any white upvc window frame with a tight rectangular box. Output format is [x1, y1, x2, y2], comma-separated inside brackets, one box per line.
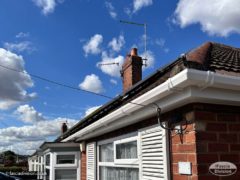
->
[53, 152, 78, 168]
[52, 151, 80, 180]
[45, 153, 51, 168]
[114, 136, 139, 165]
[97, 132, 140, 180]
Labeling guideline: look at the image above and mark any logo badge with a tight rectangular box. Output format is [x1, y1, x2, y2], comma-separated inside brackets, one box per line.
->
[209, 161, 237, 176]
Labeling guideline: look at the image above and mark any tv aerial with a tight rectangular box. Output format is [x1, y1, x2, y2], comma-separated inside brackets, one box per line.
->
[120, 20, 148, 67]
[97, 62, 120, 67]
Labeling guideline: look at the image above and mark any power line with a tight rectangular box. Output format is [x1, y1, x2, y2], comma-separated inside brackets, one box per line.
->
[0, 64, 113, 100]
[0, 64, 148, 108]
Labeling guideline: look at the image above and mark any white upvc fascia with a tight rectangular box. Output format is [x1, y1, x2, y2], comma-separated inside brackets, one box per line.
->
[62, 69, 240, 142]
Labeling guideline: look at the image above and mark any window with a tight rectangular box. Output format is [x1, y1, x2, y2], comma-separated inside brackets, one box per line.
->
[114, 137, 138, 164]
[55, 169, 77, 180]
[99, 166, 139, 180]
[56, 155, 75, 164]
[46, 169, 50, 180]
[98, 135, 139, 180]
[45, 154, 50, 166]
[99, 143, 113, 162]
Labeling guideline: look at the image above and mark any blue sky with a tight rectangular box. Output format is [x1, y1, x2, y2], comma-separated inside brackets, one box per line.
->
[0, 0, 240, 154]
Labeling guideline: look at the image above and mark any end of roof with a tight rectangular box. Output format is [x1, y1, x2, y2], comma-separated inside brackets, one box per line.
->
[186, 41, 212, 65]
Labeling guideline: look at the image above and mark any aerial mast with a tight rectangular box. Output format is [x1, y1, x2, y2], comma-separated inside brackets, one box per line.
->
[120, 20, 148, 66]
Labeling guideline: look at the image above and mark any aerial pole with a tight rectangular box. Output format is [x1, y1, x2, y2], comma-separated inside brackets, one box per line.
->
[120, 20, 148, 66]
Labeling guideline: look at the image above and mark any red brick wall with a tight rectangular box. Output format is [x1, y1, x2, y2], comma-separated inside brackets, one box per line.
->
[122, 55, 142, 92]
[195, 106, 240, 180]
[170, 104, 240, 180]
[171, 111, 198, 180]
[81, 151, 86, 180]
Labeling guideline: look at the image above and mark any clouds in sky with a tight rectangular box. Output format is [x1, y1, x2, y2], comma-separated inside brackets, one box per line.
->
[133, 0, 153, 13]
[4, 41, 34, 53]
[16, 32, 30, 39]
[0, 104, 77, 154]
[0, 48, 36, 110]
[16, 104, 45, 124]
[79, 74, 104, 93]
[105, 1, 117, 19]
[140, 50, 155, 69]
[33, 0, 57, 15]
[174, 0, 240, 36]
[108, 35, 125, 52]
[0, 117, 77, 154]
[83, 34, 103, 56]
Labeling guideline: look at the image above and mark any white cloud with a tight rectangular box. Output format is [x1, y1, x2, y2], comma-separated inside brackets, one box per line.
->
[174, 0, 240, 36]
[33, 0, 57, 15]
[79, 74, 104, 93]
[155, 38, 165, 47]
[0, 117, 77, 154]
[110, 79, 117, 85]
[133, 0, 153, 13]
[0, 104, 77, 154]
[108, 35, 125, 52]
[4, 41, 34, 53]
[16, 105, 45, 124]
[83, 34, 103, 56]
[0, 48, 36, 110]
[105, 1, 117, 19]
[84, 105, 101, 117]
[140, 50, 155, 70]
[97, 51, 124, 77]
[16, 32, 30, 39]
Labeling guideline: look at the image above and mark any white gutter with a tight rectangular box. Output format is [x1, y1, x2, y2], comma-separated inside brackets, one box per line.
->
[62, 69, 240, 142]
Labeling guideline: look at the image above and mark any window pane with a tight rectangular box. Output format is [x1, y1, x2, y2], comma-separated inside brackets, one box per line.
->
[116, 141, 137, 159]
[99, 143, 113, 162]
[56, 155, 75, 164]
[45, 154, 50, 166]
[55, 169, 77, 180]
[100, 166, 139, 180]
[46, 169, 50, 180]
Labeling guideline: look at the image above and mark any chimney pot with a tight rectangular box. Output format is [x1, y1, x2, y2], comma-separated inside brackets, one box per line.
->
[61, 122, 68, 134]
[130, 48, 138, 56]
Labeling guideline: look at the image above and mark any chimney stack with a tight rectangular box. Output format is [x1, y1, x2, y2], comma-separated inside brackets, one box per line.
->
[61, 122, 68, 134]
[121, 48, 143, 93]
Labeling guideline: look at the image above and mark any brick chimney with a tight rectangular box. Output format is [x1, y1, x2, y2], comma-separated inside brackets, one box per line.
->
[61, 122, 68, 134]
[121, 48, 143, 93]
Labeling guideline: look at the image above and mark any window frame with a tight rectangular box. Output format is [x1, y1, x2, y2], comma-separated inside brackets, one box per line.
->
[97, 133, 140, 180]
[53, 152, 78, 168]
[45, 153, 51, 168]
[114, 136, 139, 165]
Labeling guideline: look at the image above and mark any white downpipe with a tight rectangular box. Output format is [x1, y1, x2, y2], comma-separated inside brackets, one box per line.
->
[62, 69, 240, 142]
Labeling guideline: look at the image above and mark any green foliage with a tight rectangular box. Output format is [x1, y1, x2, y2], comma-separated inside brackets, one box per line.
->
[0, 166, 24, 173]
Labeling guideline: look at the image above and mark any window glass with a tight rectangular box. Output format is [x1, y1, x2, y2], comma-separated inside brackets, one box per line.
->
[45, 154, 50, 166]
[99, 166, 138, 180]
[55, 169, 77, 180]
[56, 155, 75, 164]
[116, 141, 137, 159]
[99, 143, 113, 162]
[46, 169, 50, 180]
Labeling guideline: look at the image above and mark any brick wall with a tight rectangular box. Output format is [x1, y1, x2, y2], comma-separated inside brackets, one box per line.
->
[81, 151, 86, 180]
[171, 104, 240, 180]
[122, 54, 142, 92]
[171, 111, 198, 180]
[195, 105, 240, 180]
